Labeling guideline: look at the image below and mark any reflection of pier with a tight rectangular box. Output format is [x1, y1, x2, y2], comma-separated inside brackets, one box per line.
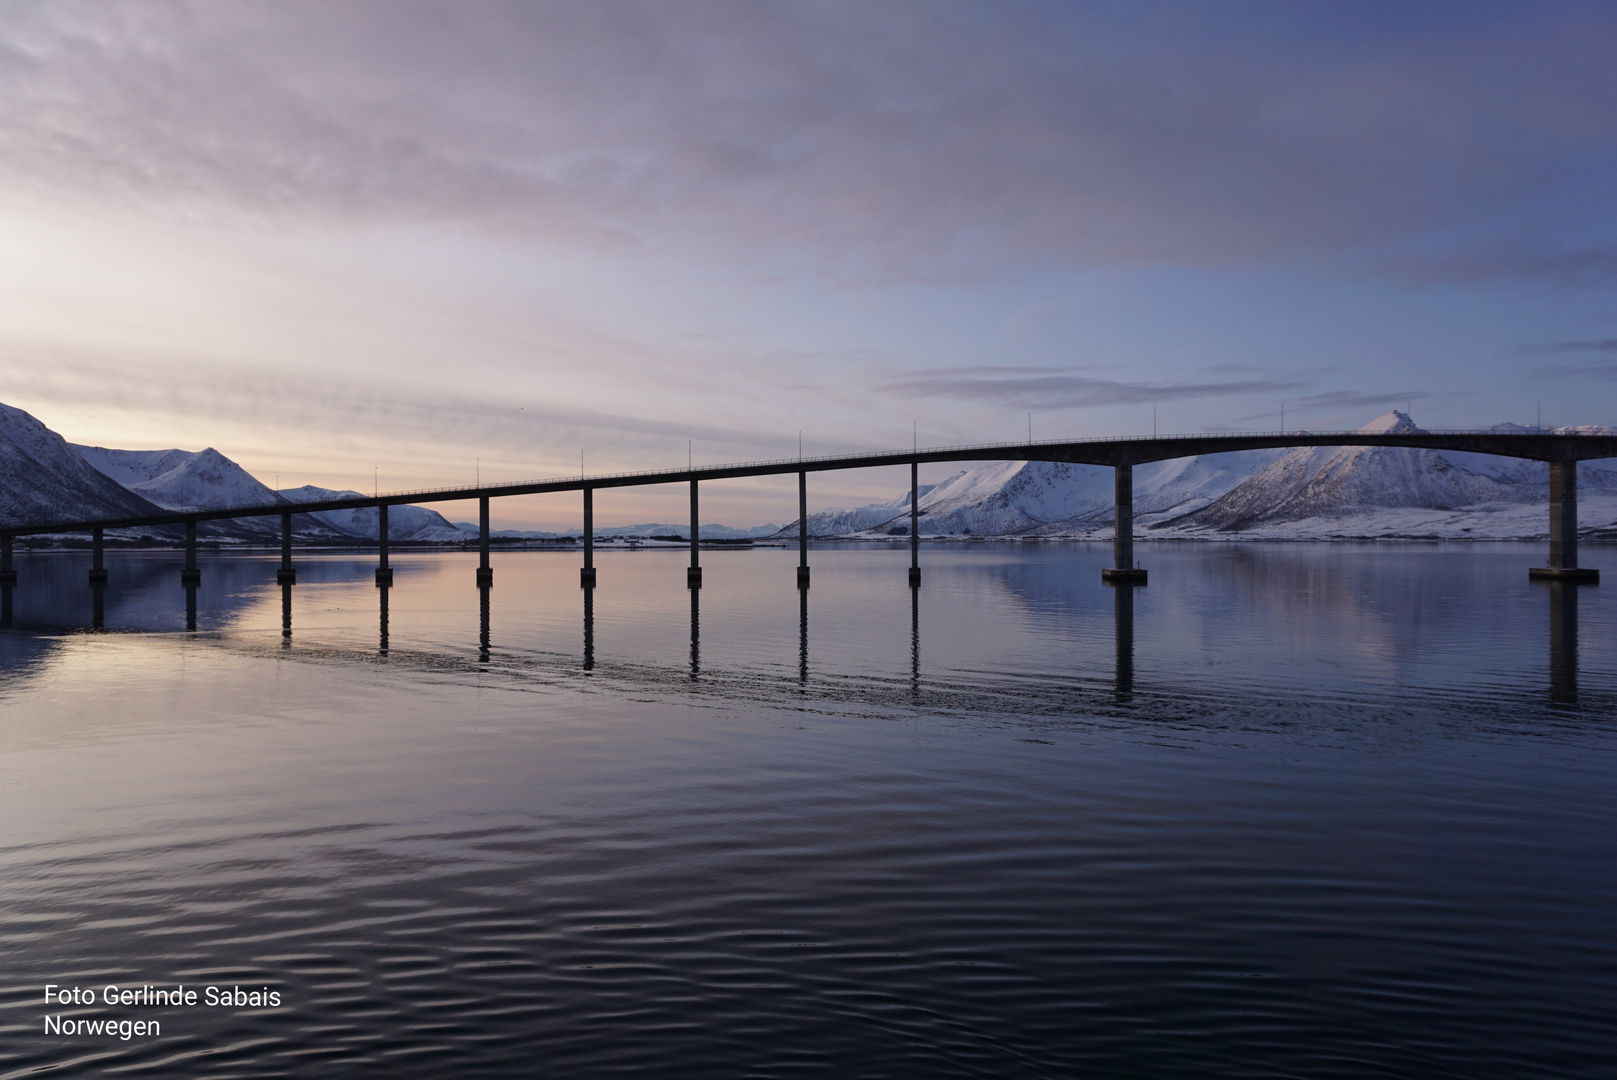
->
[1545, 581, 1579, 705]
[1113, 582, 1135, 703]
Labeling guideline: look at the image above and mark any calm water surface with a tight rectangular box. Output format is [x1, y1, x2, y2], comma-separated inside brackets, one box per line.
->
[0, 543, 1613, 1078]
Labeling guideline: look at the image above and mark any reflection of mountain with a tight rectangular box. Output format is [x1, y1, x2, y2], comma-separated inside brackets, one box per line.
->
[0, 404, 163, 528]
[0, 555, 273, 632]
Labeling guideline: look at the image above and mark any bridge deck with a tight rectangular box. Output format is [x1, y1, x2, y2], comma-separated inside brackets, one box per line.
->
[5, 430, 1616, 538]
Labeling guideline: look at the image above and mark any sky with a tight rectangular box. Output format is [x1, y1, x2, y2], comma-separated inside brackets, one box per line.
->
[0, 0, 1613, 530]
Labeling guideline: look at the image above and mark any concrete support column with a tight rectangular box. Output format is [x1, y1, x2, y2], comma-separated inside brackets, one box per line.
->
[687, 480, 702, 588]
[0, 535, 11, 628]
[376, 504, 393, 586]
[1103, 462, 1147, 584]
[797, 470, 810, 589]
[90, 527, 108, 585]
[581, 488, 596, 587]
[277, 511, 296, 585]
[181, 520, 200, 585]
[908, 461, 921, 587]
[1532, 460, 1598, 582]
[476, 496, 493, 586]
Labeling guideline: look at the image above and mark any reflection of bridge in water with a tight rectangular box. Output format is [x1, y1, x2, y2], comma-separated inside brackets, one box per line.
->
[0, 428, 1608, 705]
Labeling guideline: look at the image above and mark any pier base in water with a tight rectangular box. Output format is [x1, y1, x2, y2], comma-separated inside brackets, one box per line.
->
[1529, 566, 1598, 583]
[1103, 568, 1148, 584]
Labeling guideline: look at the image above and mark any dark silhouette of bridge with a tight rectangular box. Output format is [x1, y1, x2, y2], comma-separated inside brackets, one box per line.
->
[1, 429, 1612, 604]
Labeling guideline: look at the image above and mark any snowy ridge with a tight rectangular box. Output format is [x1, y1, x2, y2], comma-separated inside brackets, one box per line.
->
[0, 404, 164, 528]
[73, 445, 284, 512]
[280, 486, 466, 542]
[1166, 412, 1617, 535]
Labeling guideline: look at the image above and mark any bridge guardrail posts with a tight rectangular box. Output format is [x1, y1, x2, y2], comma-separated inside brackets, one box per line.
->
[476, 496, 492, 586]
[798, 471, 810, 589]
[376, 504, 393, 586]
[277, 511, 296, 585]
[1103, 461, 1147, 584]
[909, 461, 921, 587]
[1531, 460, 1598, 583]
[581, 488, 596, 587]
[687, 480, 702, 589]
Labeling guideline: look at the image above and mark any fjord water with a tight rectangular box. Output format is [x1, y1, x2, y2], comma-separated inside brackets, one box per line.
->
[1, 543, 1613, 1078]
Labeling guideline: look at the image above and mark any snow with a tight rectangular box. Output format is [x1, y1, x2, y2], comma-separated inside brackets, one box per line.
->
[0, 405, 163, 528]
[278, 486, 465, 541]
[73, 445, 282, 511]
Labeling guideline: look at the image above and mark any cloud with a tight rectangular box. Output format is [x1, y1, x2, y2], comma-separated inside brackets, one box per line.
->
[1520, 339, 1617, 354]
[1, 1, 1613, 284]
[877, 369, 1307, 410]
[1225, 390, 1433, 425]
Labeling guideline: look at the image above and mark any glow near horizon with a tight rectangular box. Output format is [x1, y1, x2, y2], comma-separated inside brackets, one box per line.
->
[0, 2, 1613, 530]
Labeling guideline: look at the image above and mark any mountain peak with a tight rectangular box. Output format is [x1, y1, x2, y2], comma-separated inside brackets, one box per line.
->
[1357, 410, 1422, 435]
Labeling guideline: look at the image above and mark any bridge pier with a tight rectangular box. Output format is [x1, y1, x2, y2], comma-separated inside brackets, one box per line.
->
[476, 496, 493, 586]
[1103, 462, 1147, 584]
[798, 471, 810, 589]
[1, 536, 12, 627]
[1530, 461, 1598, 583]
[376, 503, 393, 585]
[89, 527, 108, 585]
[687, 480, 702, 588]
[581, 488, 596, 587]
[277, 511, 296, 585]
[181, 520, 201, 584]
[909, 462, 921, 587]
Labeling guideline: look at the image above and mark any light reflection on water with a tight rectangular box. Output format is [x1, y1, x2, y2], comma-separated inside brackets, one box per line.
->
[0, 543, 1613, 1078]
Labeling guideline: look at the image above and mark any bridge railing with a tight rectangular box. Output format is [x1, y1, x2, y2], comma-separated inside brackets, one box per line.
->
[368, 427, 1559, 501]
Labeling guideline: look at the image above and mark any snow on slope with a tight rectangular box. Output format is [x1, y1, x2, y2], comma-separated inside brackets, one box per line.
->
[280, 486, 466, 541]
[73, 445, 282, 511]
[0, 404, 164, 528]
[1167, 412, 1617, 534]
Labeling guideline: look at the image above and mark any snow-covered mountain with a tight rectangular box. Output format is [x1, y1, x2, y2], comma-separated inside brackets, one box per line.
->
[280, 486, 466, 542]
[73, 445, 283, 512]
[779, 452, 1278, 537]
[0, 404, 165, 528]
[775, 411, 1617, 541]
[1167, 412, 1617, 535]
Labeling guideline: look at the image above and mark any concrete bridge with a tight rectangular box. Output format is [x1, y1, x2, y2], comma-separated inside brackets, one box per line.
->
[1, 429, 1613, 600]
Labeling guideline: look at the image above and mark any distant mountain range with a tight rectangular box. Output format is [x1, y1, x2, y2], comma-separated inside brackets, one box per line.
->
[3, 403, 1613, 542]
[780, 412, 1617, 541]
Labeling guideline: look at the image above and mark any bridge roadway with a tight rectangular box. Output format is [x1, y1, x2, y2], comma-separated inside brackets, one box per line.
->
[1, 429, 1612, 595]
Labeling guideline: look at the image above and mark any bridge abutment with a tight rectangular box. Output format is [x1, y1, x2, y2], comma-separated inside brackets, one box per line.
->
[1530, 461, 1598, 583]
